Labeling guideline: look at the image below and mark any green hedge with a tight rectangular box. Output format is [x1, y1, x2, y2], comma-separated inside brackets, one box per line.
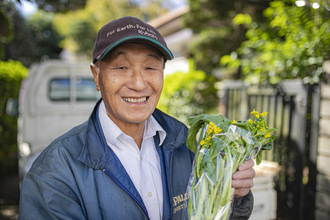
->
[0, 60, 27, 175]
[157, 60, 219, 125]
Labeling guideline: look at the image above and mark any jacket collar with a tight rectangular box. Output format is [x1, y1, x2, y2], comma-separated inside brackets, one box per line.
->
[152, 108, 188, 150]
[78, 99, 108, 169]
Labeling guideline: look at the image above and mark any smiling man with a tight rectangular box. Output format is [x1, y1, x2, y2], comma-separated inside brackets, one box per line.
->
[18, 17, 255, 220]
[91, 43, 165, 149]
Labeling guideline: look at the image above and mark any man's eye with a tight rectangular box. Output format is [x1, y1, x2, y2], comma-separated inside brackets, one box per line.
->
[118, 66, 126, 69]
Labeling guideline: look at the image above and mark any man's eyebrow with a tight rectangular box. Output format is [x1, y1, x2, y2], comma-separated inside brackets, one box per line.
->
[111, 50, 126, 59]
[147, 53, 162, 61]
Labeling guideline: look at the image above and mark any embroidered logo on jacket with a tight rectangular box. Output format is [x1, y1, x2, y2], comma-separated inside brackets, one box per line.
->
[173, 193, 189, 214]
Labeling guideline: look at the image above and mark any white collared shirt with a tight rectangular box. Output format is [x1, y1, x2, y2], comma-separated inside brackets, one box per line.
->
[98, 101, 166, 220]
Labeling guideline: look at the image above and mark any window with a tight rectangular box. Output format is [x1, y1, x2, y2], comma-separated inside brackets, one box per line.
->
[49, 77, 100, 101]
[49, 78, 70, 101]
[75, 78, 100, 101]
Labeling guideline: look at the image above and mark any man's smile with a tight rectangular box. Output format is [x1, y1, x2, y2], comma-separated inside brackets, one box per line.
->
[122, 97, 148, 103]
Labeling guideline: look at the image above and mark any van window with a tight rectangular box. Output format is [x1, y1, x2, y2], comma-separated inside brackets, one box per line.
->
[49, 78, 70, 101]
[75, 78, 100, 101]
[49, 78, 100, 101]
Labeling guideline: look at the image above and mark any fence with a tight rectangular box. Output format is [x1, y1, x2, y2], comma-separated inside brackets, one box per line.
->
[316, 83, 330, 219]
[219, 80, 319, 220]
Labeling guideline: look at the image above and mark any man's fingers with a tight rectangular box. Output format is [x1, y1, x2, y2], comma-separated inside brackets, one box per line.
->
[232, 159, 256, 198]
[232, 167, 255, 180]
[232, 178, 254, 189]
[238, 158, 255, 171]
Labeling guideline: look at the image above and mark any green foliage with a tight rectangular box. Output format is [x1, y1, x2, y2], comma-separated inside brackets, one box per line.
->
[67, 18, 96, 57]
[1, 0, 84, 62]
[0, 5, 13, 59]
[221, 0, 330, 84]
[0, 60, 28, 81]
[188, 26, 242, 73]
[184, 0, 269, 74]
[53, 0, 169, 58]
[28, 11, 63, 62]
[3, 8, 36, 67]
[4, 6, 63, 67]
[0, 60, 27, 174]
[24, 0, 86, 13]
[157, 60, 218, 125]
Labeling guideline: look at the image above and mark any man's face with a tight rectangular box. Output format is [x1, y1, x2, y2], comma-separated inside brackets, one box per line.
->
[91, 43, 164, 130]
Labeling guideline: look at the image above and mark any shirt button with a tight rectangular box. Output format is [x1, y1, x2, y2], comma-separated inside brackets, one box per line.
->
[140, 156, 143, 160]
[147, 192, 152, 197]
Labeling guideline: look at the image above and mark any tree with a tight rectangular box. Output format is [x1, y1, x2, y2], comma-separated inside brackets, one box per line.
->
[184, 0, 270, 74]
[3, 4, 36, 67]
[0, 60, 27, 175]
[0, 1, 13, 59]
[52, 0, 170, 59]
[0, 0, 87, 61]
[4, 9, 63, 67]
[18, 0, 86, 13]
[221, 0, 330, 84]
[28, 11, 63, 62]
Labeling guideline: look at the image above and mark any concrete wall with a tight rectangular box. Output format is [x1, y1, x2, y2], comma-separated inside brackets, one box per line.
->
[316, 83, 330, 219]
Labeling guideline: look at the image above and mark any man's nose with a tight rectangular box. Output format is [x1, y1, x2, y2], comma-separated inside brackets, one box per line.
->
[128, 68, 147, 90]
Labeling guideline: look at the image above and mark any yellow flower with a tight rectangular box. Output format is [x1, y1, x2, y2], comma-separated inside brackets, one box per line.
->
[264, 133, 271, 138]
[214, 127, 222, 134]
[260, 112, 268, 117]
[250, 109, 259, 115]
[232, 120, 237, 123]
[209, 122, 216, 127]
[206, 136, 212, 141]
[261, 127, 266, 131]
[248, 119, 253, 124]
[200, 140, 206, 146]
[206, 122, 216, 134]
[255, 113, 260, 118]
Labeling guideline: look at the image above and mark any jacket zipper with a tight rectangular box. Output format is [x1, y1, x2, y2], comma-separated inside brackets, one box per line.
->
[102, 167, 150, 220]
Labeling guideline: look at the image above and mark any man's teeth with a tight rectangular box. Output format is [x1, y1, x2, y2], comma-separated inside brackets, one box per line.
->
[123, 97, 147, 103]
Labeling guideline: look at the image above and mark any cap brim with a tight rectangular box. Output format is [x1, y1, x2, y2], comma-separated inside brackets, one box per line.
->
[96, 36, 174, 62]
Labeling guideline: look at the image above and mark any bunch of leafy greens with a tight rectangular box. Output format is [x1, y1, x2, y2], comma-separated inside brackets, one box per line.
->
[186, 110, 276, 219]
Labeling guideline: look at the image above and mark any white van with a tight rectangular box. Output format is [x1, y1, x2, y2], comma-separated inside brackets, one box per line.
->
[17, 60, 100, 181]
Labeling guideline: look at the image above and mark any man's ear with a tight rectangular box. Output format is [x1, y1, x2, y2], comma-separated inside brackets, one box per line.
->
[90, 63, 100, 91]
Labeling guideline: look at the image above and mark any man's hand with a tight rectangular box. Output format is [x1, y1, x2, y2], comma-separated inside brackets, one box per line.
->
[232, 158, 255, 198]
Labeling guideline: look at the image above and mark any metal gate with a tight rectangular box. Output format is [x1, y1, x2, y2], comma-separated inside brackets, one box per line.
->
[219, 80, 320, 220]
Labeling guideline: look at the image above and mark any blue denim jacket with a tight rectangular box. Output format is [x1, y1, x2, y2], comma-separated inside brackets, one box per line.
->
[18, 100, 253, 219]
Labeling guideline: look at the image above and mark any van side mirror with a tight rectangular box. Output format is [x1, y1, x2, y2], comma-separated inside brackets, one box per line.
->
[6, 98, 18, 117]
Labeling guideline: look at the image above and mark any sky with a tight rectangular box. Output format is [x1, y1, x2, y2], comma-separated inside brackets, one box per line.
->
[15, 0, 37, 15]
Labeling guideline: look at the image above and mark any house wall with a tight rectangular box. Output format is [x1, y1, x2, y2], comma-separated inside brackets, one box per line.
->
[315, 83, 330, 219]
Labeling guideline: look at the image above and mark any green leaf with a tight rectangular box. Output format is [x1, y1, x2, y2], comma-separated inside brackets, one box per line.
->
[186, 114, 231, 153]
[262, 142, 273, 151]
[256, 151, 263, 165]
[233, 13, 252, 25]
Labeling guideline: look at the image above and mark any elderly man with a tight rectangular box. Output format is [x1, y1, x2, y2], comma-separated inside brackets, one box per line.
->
[18, 16, 254, 220]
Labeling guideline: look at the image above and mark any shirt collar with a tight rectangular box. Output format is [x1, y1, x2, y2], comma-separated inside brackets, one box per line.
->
[98, 101, 166, 148]
[145, 115, 166, 146]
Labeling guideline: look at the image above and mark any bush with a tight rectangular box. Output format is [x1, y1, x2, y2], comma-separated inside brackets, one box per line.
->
[157, 60, 219, 125]
[0, 60, 27, 175]
[221, 0, 330, 84]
